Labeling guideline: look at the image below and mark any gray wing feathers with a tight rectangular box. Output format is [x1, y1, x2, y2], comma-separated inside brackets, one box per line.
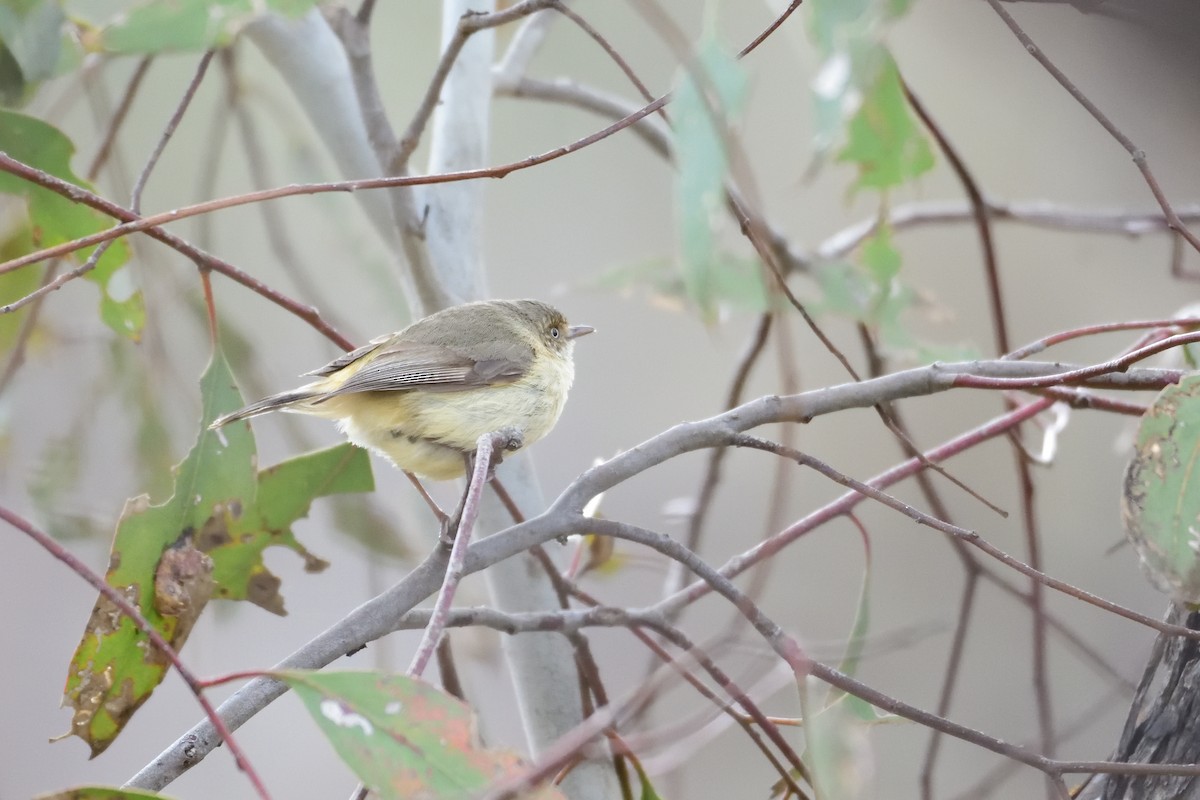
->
[302, 335, 389, 377]
[315, 341, 531, 400]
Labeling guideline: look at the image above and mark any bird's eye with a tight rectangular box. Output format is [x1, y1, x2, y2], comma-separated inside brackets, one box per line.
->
[550, 326, 561, 339]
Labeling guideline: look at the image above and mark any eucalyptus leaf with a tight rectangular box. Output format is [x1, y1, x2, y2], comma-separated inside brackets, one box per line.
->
[1123, 375, 1200, 603]
[61, 351, 372, 756]
[277, 670, 565, 800]
[93, 0, 320, 54]
[0, 110, 142, 338]
[0, 0, 68, 104]
[838, 55, 934, 191]
[673, 38, 747, 322]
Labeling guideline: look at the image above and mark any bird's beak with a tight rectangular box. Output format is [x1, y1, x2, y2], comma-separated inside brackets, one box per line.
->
[567, 325, 595, 340]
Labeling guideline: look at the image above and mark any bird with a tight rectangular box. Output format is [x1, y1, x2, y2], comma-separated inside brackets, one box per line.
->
[211, 299, 593, 479]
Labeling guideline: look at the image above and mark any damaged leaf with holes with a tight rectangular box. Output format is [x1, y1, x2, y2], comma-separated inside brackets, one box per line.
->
[61, 351, 373, 756]
[1123, 375, 1200, 604]
[277, 670, 566, 800]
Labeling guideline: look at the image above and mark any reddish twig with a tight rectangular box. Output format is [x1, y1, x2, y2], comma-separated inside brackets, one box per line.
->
[0, 92, 667, 279]
[0, 153, 353, 350]
[0, 505, 272, 800]
[984, 0, 1200, 260]
[954, 329, 1200, 390]
[551, 2, 657, 106]
[1005, 317, 1200, 361]
[726, 432, 1198, 643]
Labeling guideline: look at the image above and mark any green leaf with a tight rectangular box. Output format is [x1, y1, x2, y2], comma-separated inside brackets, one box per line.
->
[0, 0, 72, 105]
[61, 350, 372, 756]
[814, 257, 975, 365]
[35, 787, 175, 800]
[29, 427, 105, 542]
[673, 38, 747, 323]
[814, 254, 905, 328]
[806, 699, 872, 800]
[838, 55, 933, 191]
[832, 541, 872, 692]
[813, 261, 871, 319]
[0, 110, 142, 339]
[0, 222, 41, 351]
[1122, 375, 1200, 603]
[203, 442, 372, 612]
[631, 757, 666, 800]
[277, 670, 565, 800]
[860, 224, 900, 284]
[806, 0, 917, 162]
[821, 537, 903, 725]
[93, 0, 320, 54]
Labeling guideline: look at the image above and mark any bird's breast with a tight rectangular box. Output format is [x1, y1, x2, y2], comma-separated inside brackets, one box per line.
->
[328, 353, 575, 478]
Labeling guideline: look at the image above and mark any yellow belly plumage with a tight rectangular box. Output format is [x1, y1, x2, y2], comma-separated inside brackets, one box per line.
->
[296, 353, 574, 479]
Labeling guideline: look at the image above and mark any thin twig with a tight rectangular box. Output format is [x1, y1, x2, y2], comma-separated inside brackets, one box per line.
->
[903, 80, 1007, 354]
[223, 54, 341, 326]
[984, 0, 1200, 258]
[325, 6, 399, 168]
[0, 504, 272, 800]
[551, 2, 657, 107]
[0, 153, 353, 350]
[737, 0, 802, 57]
[89, 57, 155, 176]
[727, 433, 1194, 644]
[392, 0, 558, 171]
[408, 430, 516, 677]
[0, 92, 668, 280]
[674, 312, 772, 594]
[953, 329, 1200, 390]
[545, 558, 809, 796]
[902, 76, 1056, 776]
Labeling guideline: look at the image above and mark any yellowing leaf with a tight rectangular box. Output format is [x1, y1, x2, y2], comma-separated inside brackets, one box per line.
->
[277, 670, 566, 800]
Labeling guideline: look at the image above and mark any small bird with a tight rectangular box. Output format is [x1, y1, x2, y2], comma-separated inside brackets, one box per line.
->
[211, 299, 593, 480]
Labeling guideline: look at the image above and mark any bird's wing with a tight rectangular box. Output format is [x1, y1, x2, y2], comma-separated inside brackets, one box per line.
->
[302, 333, 394, 377]
[316, 340, 532, 398]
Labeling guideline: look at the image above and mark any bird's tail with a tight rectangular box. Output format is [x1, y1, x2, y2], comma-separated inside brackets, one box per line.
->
[209, 389, 319, 429]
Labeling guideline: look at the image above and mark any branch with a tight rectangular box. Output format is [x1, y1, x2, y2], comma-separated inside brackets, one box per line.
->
[0, 153, 353, 350]
[126, 353, 1189, 789]
[407, 430, 519, 677]
[985, 0, 1200, 259]
[0, 505, 271, 800]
